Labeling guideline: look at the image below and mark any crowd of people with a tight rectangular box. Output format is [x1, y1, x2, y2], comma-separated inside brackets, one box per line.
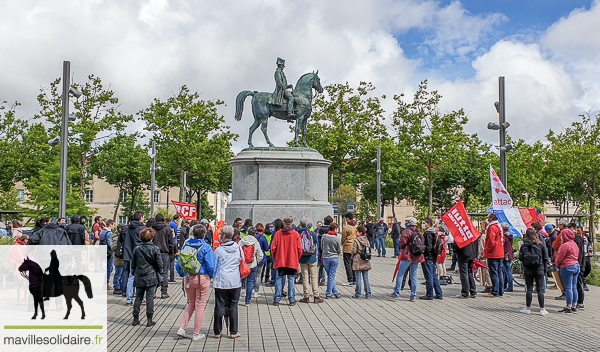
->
[4, 210, 595, 341]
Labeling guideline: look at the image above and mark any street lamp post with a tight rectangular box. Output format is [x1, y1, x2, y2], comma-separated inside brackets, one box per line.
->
[488, 76, 512, 190]
[371, 145, 381, 220]
[150, 140, 159, 219]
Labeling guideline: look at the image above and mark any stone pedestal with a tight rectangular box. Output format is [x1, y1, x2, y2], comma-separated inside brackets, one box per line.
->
[225, 148, 334, 226]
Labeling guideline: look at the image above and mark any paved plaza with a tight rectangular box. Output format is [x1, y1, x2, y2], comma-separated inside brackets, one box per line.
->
[108, 253, 600, 352]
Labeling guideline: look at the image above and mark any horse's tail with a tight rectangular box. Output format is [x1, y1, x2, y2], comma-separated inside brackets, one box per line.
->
[234, 91, 256, 121]
[76, 275, 93, 299]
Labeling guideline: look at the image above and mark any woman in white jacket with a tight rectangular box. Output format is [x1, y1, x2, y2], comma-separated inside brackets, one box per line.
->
[239, 226, 264, 306]
[213, 226, 243, 339]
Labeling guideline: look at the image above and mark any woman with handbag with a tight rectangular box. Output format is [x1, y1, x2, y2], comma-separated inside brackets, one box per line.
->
[175, 224, 215, 341]
[213, 226, 243, 339]
[131, 228, 163, 327]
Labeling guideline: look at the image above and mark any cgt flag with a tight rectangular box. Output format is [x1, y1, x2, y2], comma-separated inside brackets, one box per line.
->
[442, 200, 481, 248]
[171, 200, 197, 221]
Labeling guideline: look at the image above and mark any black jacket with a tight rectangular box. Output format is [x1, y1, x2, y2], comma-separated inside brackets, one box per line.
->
[152, 221, 174, 254]
[390, 222, 402, 239]
[454, 239, 478, 261]
[423, 228, 437, 261]
[547, 229, 558, 261]
[29, 223, 72, 245]
[119, 221, 145, 261]
[66, 215, 87, 246]
[131, 242, 163, 287]
[519, 240, 549, 273]
[365, 223, 374, 236]
[574, 235, 585, 267]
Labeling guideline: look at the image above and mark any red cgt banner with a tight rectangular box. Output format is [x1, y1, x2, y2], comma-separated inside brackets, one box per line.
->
[171, 200, 197, 221]
[442, 200, 481, 248]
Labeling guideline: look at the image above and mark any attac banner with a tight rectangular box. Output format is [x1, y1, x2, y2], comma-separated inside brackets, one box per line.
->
[442, 200, 481, 248]
[171, 200, 197, 221]
[490, 165, 513, 210]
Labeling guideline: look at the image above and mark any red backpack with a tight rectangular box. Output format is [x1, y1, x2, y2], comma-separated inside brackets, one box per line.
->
[242, 244, 255, 263]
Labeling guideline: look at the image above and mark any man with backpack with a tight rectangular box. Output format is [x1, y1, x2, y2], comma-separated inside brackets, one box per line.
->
[239, 226, 264, 306]
[390, 218, 402, 258]
[419, 218, 443, 300]
[390, 216, 424, 301]
[297, 217, 323, 303]
[100, 220, 116, 290]
[271, 216, 303, 306]
[483, 213, 505, 298]
[152, 213, 175, 299]
[373, 218, 389, 257]
[341, 213, 357, 286]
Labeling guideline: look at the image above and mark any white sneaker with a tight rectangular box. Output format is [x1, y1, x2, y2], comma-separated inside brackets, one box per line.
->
[253, 292, 261, 298]
[192, 333, 206, 341]
[540, 309, 549, 316]
[177, 328, 188, 338]
[520, 308, 531, 314]
[341, 282, 351, 286]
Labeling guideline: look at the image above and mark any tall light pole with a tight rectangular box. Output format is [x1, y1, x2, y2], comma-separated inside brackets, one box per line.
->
[488, 76, 512, 190]
[371, 145, 381, 219]
[58, 61, 82, 219]
[150, 141, 159, 218]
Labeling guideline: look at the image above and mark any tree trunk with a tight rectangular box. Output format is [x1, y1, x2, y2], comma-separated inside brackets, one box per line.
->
[428, 165, 433, 218]
[380, 200, 385, 220]
[113, 185, 123, 222]
[196, 189, 202, 220]
[179, 165, 185, 202]
[80, 153, 87, 201]
[130, 187, 137, 215]
[526, 194, 530, 208]
[391, 198, 395, 218]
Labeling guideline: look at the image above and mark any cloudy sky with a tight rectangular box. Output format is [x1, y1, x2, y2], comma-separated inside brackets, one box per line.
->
[1, 0, 598, 152]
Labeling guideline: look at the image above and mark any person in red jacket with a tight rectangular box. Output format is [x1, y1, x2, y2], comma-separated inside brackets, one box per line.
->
[483, 213, 505, 298]
[271, 216, 302, 306]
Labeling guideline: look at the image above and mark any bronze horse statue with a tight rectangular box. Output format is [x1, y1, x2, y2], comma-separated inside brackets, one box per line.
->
[234, 71, 323, 148]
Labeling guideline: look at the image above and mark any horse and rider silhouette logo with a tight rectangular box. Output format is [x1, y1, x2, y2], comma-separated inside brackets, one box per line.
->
[18, 250, 93, 320]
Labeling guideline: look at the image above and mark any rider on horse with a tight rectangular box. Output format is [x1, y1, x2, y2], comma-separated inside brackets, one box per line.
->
[268, 57, 296, 117]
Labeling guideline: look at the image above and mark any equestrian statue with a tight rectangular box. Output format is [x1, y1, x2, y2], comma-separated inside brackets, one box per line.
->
[234, 57, 323, 148]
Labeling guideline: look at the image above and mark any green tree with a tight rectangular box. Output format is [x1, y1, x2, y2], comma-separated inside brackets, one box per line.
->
[0, 187, 22, 216]
[299, 82, 388, 188]
[120, 189, 150, 218]
[545, 113, 600, 240]
[505, 137, 547, 208]
[35, 75, 132, 200]
[88, 133, 151, 220]
[140, 86, 237, 219]
[329, 184, 357, 217]
[0, 101, 27, 191]
[392, 80, 480, 217]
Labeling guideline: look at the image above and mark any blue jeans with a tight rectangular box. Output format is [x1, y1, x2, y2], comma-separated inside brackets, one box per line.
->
[243, 266, 257, 304]
[394, 260, 419, 299]
[421, 259, 443, 298]
[450, 252, 457, 270]
[274, 273, 295, 303]
[488, 258, 504, 297]
[354, 270, 371, 297]
[503, 259, 513, 291]
[322, 258, 340, 297]
[375, 235, 386, 256]
[113, 266, 124, 290]
[393, 238, 400, 257]
[107, 256, 114, 285]
[127, 268, 135, 303]
[121, 261, 131, 296]
[560, 264, 580, 307]
[270, 262, 278, 286]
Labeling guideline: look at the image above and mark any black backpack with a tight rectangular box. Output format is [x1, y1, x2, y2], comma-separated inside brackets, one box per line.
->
[360, 243, 372, 261]
[409, 229, 425, 256]
[521, 243, 542, 267]
[433, 234, 445, 256]
[115, 228, 126, 259]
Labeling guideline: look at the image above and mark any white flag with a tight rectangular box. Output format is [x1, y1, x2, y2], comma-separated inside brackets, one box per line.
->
[490, 165, 513, 210]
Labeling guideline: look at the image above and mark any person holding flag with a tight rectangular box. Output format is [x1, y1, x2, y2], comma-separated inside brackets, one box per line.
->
[483, 213, 505, 298]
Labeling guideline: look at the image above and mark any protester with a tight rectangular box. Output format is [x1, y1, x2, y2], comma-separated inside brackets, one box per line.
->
[253, 223, 270, 297]
[118, 211, 145, 306]
[365, 219, 375, 249]
[239, 226, 264, 306]
[233, 218, 243, 229]
[29, 219, 72, 245]
[213, 226, 242, 339]
[532, 221, 549, 292]
[545, 224, 558, 261]
[272, 216, 302, 306]
[101, 220, 116, 290]
[577, 226, 593, 291]
[390, 217, 424, 301]
[555, 229, 580, 314]
[178, 220, 190, 249]
[297, 217, 323, 303]
[484, 214, 505, 298]
[240, 219, 253, 237]
[267, 219, 285, 288]
[436, 223, 448, 279]
[317, 216, 333, 286]
[420, 218, 443, 300]
[170, 214, 180, 238]
[351, 226, 371, 298]
[261, 223, 274, 285]
[373, 218, 389, 257]
[151, 214, 175, 299]
[519, 228, 549, 315]
[390, 218, 402, 259]
[11, 220, 22, 238]
[131, 228, 163, 327]
[321, 223, 342, 298]
[341, 213, 357, 286]
[477, 222, 492, 293]
[574, 227, 586, 310]
[502, 222, 514, 293]
[176, 224, 215, 341]
[92, 216, 105, 245]
[454, 228, 479, 299]
[112, 224, 126, 294]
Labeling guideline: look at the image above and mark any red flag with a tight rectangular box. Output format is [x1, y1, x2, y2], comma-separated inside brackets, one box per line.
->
[171, 200, 197, 221]
[441, 200, 481, 248]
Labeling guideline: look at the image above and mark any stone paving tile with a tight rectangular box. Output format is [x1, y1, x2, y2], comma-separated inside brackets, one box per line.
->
[108, 253, 600, 351]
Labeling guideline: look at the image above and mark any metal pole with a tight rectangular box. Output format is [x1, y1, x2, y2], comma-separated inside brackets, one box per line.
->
[150, 140, 156, 218]
[183, 172, 187, 203]
[499, 76, 507, 190]
[58, 61, 70, 219]
[376, 145, 381, 220]
[330, 174, 333, 194]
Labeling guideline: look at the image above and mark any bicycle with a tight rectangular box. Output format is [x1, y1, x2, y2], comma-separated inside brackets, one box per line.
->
[510, 257, 525, 287]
